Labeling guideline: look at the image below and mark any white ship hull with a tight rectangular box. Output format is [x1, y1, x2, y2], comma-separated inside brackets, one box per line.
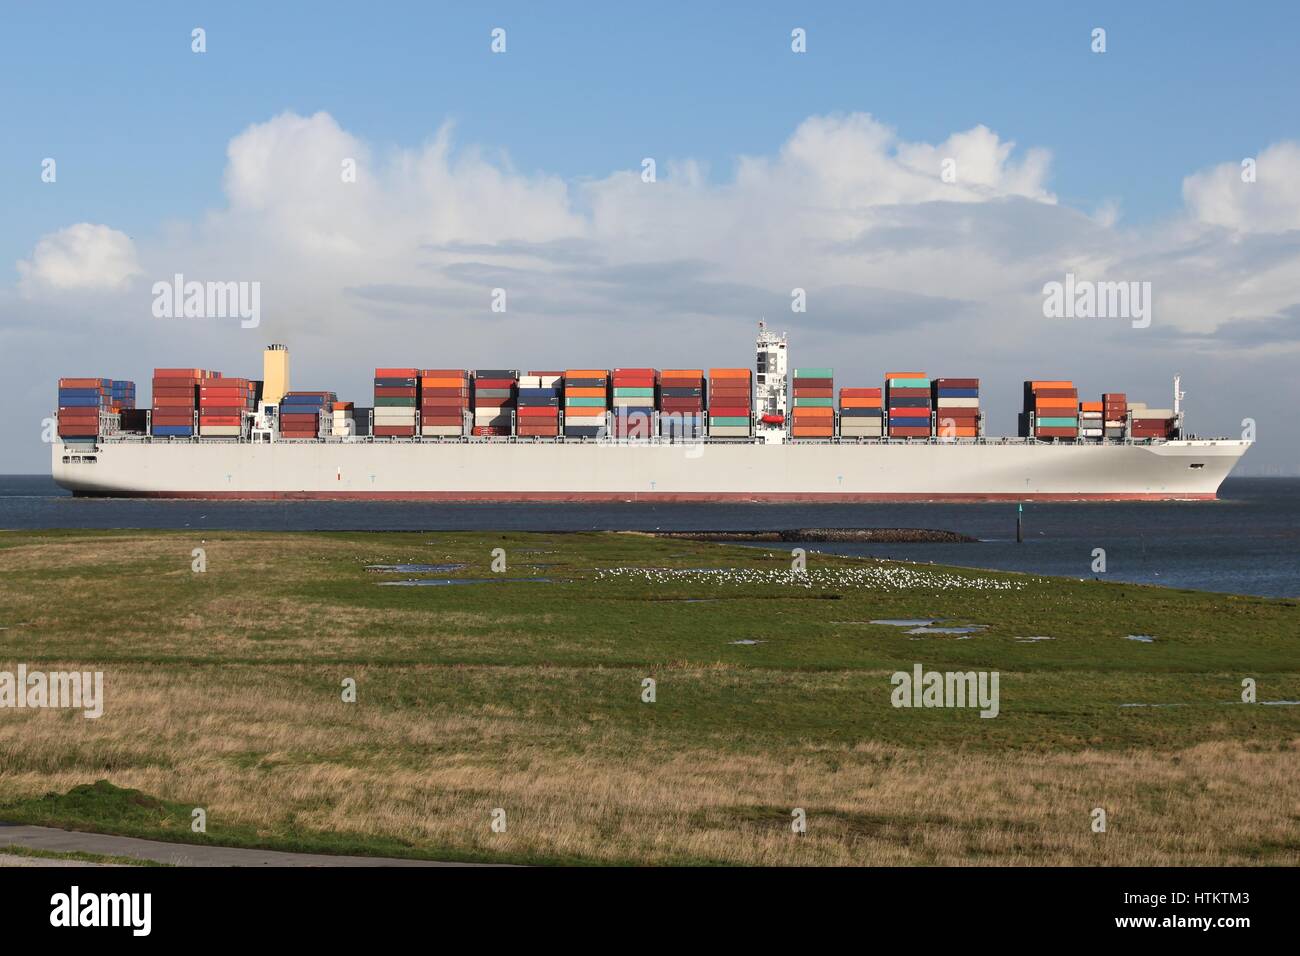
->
[52, 437, 1251, 501]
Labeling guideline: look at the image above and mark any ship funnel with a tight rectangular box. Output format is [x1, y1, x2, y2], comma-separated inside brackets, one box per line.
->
[263, 344, 289, 405]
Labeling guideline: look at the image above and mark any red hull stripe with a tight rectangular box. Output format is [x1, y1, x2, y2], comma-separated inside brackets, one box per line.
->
[73, 490, 1219, 502]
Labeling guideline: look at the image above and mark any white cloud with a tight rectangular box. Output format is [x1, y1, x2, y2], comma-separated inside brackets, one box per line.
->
[1183, 141, 1300, 233]
[17, 223, 141, 296]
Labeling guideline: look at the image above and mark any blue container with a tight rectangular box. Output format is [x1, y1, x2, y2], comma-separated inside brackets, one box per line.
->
[840, 407, 883, 418]
[889, 415, 930, 425]
[58, 395, 101, 407]
[888, 397, 930, 408]
[936, 388, 979, 399]
[153, 425, 194, 437]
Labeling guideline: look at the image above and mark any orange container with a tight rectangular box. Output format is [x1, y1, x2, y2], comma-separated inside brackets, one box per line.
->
[1031, 380, 1074, 390]
[1079, 401, 1102, 412]
[793, 407, 833, 418]
[840, 397, 883, 408]
[661, 369, 703, 378]
[565, 386, 607, 398]
[708, 368, 751, 379]
[565, 369, 609, 379]
[421, 377, 467, 388]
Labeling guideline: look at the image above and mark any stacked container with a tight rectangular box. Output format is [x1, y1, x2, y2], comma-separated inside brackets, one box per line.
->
[420, 369, 470, 437]
[1078, 401, 1103, 440]
[107, 380, 137, 411]
[838, 387, 883, 438]
[933, 378, 979, 438]
[1130, 403, 1176, 439]
[1103, 392, 1128, 439]
[564, 369, 609, 437]
[373, 368, 418, 437]
[886, 372, 931, 438]
[199, 377, 254, 436]
[472, 370, 517, 436]
[279, 391, 336, 439]
[517, 372, 561, 438]
[658, 369, 705, 438]
[612, 368, 656, 439]
[791, 367, 833, 438]
[1025, 381, 1079, 439]
[332, 401, 356, 436]
[56, 378, 124, 440]
[707, 368, 751, 437]
[152, 368, 218, 437]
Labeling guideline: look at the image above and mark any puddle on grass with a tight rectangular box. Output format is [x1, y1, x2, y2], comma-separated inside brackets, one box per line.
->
[1261, 700, 1300, 706]
[366, 564, 468, 573]
[869, 619, 936, 627]
[1015, 636, 1055, 643]
[905, 626, 987, 636]
[379, 577, 555, 587]
[1124, 635, 1156, 643]
[1120, 702, 1187, 708]
[729, 639, 765, 645]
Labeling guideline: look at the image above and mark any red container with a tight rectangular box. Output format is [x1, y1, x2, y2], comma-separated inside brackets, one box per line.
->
[420, 387, 469, 398]
[375, 367, 418, 378]
[1035, 427, 1079, 438]
[199, 416, 242, 426]
[935, 407, 979, 419]
[517, 425, 559, 436]
[473, 377, 517, 389]
[709, 406, 749, 417]
[517, 406, 559, 418]
[374, 425, 416, 437]
[792, 377, 832, 388]
[473, 396, 512, 408]
[792, 387, 833, 398]
[375, 387, 417, 398]
[840, 387, 882, 397]
[887, 387, 929, 398]
[419, 415, 463, 426]
[889, 426, 931, 437]
[936, 378, 979, 388]
[199, 406, 244, 417]
[471, 425, 512, 436]
[1033, 388, 1078, 399]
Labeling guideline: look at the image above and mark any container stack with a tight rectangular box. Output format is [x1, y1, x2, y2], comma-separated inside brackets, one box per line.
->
[332, 401, 356, 436]
[1025, 380, 1079, 439]
[791, 367, 834, 438]
[472, 370, 518, 436]
[707, 368, 751, 437]
[199, 376, 254, 437]
[516, 371, 561, 438]
[932, 378, 979, 438]
[279, 391, 336, 439]
[1103, 392, 1128, 439]
[420, 369, 470, 437]
[107, 380, 137, 411]
[612, 368, 656, 439]
[658, 369, 705, 438]
[1078, 401, 1104, 440]
[564, 369, 609, 437]
[152, 368, 218, 437]
[56, 378, 112, 440]
[373, 367, 418, 437]
[1130, 403, 1176, 439]
[885, 372, 931, 438]
[838, 387, 883, 439]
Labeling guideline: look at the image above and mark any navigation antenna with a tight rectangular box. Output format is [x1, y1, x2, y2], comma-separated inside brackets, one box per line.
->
[1173, 373, 1185, 437]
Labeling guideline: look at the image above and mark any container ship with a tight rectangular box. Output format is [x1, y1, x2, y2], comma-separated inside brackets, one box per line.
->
[51, 327, 1250, 501]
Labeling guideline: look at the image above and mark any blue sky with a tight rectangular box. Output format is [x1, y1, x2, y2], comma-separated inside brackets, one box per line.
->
[4, 0, 1296, 273]
[2, 2, 1298, 473]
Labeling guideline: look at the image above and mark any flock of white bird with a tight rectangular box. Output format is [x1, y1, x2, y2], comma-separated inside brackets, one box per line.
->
[593, 564, 1028, 591]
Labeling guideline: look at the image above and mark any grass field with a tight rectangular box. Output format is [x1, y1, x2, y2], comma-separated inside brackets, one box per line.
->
[0, 528, 1296, 865]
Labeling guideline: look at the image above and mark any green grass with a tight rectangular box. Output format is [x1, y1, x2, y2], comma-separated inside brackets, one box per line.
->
[0, 529, 1295, 865]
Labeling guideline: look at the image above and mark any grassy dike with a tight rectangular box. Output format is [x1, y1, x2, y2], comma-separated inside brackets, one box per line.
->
[0, 528, 1296, 866]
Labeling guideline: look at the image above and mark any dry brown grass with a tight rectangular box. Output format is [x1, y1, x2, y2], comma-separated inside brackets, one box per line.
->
[1, 664, 1294, 865]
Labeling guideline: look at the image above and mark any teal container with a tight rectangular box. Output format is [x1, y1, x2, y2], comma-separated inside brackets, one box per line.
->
[612, 387, 654, 398]
[1036, 417, 1078, 428]
[375, 397, 417, 407]
[565, 396, 607, 408]
[708, 416, 750, 427]
[793, 397, 833, 407]
[793, 367, 834, 379]
[887, 378, 930, 388]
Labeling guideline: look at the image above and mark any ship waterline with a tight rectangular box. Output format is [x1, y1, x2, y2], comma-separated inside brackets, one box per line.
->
[52, 438, 1250, 502]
